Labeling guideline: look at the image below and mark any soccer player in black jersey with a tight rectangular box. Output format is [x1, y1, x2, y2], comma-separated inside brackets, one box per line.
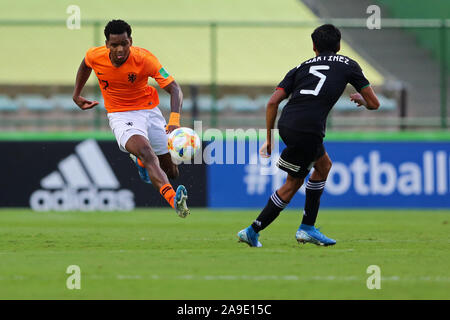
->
[238, 24, 380, 247]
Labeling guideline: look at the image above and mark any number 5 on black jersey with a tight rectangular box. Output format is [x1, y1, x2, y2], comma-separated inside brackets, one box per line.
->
[300, 65, 330, 96]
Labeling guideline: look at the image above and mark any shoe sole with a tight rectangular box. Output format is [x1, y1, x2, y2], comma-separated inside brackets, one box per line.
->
[237, 234, 252, 247]
[296, 231, 336, 247]
[296, 238, 334, 246]
[175, 188, 190, 218]
[237, 232, 262, 247]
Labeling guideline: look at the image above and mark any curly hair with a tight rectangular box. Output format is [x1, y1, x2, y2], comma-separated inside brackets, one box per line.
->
[104, 19, 132, 40]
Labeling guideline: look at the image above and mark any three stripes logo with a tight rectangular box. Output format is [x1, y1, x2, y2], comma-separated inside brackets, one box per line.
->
[30, 139, 135, 211]
[276, 158, 301, 173]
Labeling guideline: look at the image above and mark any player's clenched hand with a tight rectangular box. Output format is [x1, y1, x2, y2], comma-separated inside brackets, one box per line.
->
[166, 124, 179, 134]
[350, 93, 366, 107]
[73, 96, 99, 110]
[259, 141, 271, 158]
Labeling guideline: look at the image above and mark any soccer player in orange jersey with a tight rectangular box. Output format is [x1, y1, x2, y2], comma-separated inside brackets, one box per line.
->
[72, 19, 189, 218]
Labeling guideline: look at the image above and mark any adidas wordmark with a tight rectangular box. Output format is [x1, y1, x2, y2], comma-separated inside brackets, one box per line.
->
[29, 139, 135, 211]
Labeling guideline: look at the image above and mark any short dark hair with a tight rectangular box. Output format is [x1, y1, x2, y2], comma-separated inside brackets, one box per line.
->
[311, 24, 341, 53]
[104, 19, 132, 40]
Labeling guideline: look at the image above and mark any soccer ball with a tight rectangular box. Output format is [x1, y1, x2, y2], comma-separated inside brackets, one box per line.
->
[167, 127, 201, 163]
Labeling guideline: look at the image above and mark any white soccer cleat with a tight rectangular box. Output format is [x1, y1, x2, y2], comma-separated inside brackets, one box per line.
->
[174, 185, 190, 218]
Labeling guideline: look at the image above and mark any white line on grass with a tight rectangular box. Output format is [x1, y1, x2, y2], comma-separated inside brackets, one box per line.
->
[1, 275, 449, 282]
[109, 275, 450, 282]
[352, 240, 450, 243]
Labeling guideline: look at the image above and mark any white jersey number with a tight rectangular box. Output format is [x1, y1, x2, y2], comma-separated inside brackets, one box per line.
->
[300, 65, 330, 96]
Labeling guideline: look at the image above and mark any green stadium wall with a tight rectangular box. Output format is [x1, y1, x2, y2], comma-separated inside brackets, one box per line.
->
[377, 0, 450, 72]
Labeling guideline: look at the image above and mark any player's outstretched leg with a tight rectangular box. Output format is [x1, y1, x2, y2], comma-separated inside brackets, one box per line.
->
[173, 185, 190, 218]
[126, 135, 189, 218]
[237, 175, 302, 247]
[296, 153, 335, 246]
[157, 153, 179, 180]
[130, 153, 179, 184]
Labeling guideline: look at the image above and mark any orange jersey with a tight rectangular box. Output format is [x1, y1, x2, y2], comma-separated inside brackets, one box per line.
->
[84, 46, 174, 113]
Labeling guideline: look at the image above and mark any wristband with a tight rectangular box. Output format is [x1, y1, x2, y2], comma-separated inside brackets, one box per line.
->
[168, 112, 180, 126]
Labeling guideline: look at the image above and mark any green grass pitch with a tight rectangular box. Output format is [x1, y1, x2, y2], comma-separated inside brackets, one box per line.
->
[0, 208, 449, 299]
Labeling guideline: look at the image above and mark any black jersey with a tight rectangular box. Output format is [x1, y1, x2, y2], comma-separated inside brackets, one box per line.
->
[277, 51, 370, 138]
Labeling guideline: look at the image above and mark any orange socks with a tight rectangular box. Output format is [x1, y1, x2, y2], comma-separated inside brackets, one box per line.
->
[160, 183, 175, 208]
[140, 157, 174, 208]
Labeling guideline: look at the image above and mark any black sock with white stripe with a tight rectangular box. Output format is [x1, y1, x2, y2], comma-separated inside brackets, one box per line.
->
[301, 179, 326, 226]
[251, 191, 289, 233]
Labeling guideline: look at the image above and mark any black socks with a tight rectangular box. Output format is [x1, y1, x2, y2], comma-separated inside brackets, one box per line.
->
[251, 179, 326, 233]
[301, 179, 326, 226]
[251, 191, 289, 233]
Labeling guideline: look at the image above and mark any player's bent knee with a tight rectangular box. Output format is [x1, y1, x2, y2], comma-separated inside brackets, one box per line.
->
[137, 146, 158, 165]
[315, 158, 332, 178]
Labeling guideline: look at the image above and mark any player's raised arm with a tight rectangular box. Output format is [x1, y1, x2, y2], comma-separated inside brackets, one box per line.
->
[350, 86, 380, 110]
[72, 58, 99, 110]
[163, 80, 183, 133]
[142, 51, 181, 133]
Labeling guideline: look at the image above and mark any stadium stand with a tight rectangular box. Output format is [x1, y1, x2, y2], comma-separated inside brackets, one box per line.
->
[0, 91, 397, 115]
[158, 94, 193, 112]
[0, 94, 19, 112]
[377, 0, 450, 69]
[0, 0, 445, 130]
[334, 95, 396, 112]
[196, 95, 226, 112]
[222, 95, 260, 112]
[302, 0, 450, 119]
[51, 94, 78, 111]
[16, 94, 53, 112]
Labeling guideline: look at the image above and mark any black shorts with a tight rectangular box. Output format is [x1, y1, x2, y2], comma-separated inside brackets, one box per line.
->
[277, 126, 325, 178]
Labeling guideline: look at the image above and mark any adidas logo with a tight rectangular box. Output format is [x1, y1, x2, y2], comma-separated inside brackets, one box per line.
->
[30, 139, 135, 211]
